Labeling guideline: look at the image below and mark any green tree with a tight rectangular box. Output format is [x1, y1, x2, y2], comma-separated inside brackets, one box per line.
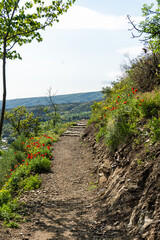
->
[5, 106, 40, 137]
[0, 0, 76, 138]
[127, 0, 160, 52]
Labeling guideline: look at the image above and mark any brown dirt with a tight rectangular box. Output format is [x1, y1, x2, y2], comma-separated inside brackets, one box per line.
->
[0, 120, 160, 240]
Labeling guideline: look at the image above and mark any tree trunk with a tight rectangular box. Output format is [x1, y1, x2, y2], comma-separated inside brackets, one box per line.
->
[0, 38, 7, 139]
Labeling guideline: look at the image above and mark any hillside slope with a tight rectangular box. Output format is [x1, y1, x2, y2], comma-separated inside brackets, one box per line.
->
[82, 123, 160, 239]
[1, 91, 103, 109]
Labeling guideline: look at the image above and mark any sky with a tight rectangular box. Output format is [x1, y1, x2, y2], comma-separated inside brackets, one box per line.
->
[0, 0, 157, 100]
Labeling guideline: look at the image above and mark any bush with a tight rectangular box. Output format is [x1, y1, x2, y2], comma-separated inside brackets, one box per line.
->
[6, 165, 31, 193]
[128, 53, 160, 92]
[30, 156, 51, 174]
[149, 117, 160, 142]
[20, 174, 41, 191]
[0, 190, 11, 206]
[0, 199, 20, 222]
[11, 135, 26, 152]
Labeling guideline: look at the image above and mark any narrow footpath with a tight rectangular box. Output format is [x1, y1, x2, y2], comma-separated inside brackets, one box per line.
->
[5, 121, 106, 240]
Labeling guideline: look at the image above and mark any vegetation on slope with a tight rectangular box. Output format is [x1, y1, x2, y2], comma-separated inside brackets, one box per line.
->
[89, 52, 160, 152]
[0, 122, 72, 227]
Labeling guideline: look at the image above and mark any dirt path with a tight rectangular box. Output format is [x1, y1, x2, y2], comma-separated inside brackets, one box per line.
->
[5, 121, 105, 240]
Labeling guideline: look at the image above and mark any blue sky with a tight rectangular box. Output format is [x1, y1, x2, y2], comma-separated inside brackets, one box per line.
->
[1, 0, 157, 100]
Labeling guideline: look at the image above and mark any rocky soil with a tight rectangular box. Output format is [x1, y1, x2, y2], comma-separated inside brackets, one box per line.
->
[0, 120, 160, 240]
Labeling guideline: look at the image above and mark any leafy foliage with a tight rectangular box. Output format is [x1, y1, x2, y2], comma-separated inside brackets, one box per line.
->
[89, 54, 160, 152]
[128, 0, 160, 52]
[5, 106, 40, 137]
[0, 0, 76, 60]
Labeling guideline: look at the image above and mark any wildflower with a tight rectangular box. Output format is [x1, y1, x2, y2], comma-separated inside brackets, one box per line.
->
[47, 146, 50, 149]
[132, 91, 135, 94]
[15, 152, 17, 154]
[141, 99, 144, 102]
[139, 103, 141, 106]
[124, 101, 127, 104]
[26, 163, 29, 166]
[51, 165, 53, 167]
[7, 175, 10, 178]
[50, 156, 52, 159]
[135, 89, 138, 92]
[137, 97, 139, 99]
[22, 159, 25, 162]
[117, 96, 120, 98]
[132, 87, 134, 90]
[104, 114, 106, 117]
[15, 165, 18, 168]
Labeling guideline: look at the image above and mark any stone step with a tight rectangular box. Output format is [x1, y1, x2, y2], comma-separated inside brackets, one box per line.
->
[62, 122, 87, 137]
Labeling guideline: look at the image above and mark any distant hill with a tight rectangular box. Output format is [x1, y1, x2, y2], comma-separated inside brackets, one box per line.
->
[0, 91, 103, 109]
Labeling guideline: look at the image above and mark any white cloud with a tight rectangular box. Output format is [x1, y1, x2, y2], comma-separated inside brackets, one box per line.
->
[117, 46, 143, 55]
[54, 6, 142, 31]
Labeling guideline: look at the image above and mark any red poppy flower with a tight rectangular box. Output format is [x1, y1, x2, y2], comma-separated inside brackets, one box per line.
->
[124, 101, 127, 104]
[117, 96, 120, 98]
[132, 91, 135, 94]
[135, 89, 138, 92]
[132, 87, 134, 90]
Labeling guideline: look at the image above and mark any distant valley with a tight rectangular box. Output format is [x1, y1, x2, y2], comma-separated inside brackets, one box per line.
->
[1, 91, 103, 109]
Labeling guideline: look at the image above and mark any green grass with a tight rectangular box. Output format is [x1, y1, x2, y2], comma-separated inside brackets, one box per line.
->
[89, 79, 160, 152]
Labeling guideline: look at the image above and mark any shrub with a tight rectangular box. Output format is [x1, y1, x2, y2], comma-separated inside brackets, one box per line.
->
[149, 117, 160, 142]
[20, 174, 41, 191]
[128, 53, 160, 92]
[0, 190, 11, 206]
[30, 156, 51, 174]
[0, 199, 20, 222]
[11, 135, 26, 152]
